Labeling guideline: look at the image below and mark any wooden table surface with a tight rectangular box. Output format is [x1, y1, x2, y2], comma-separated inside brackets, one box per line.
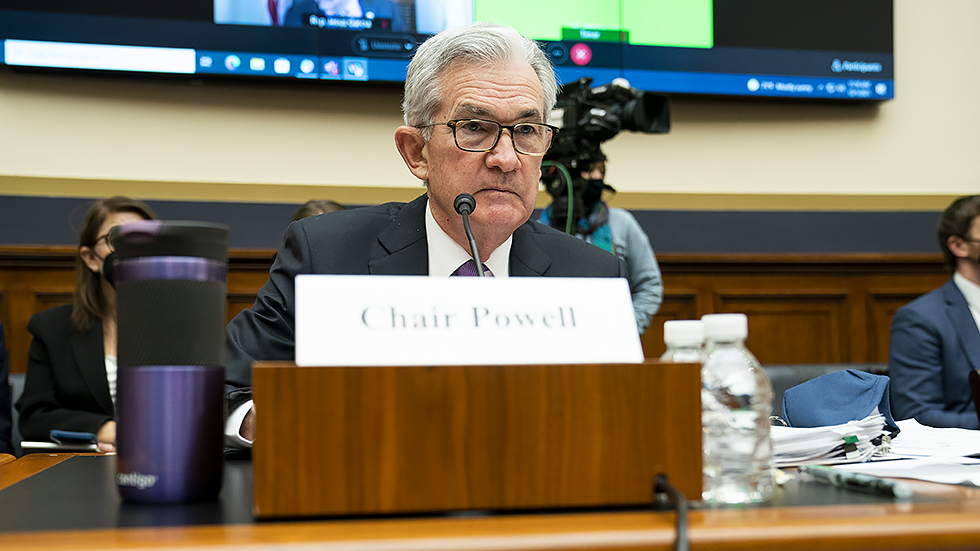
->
[3, 454, 980, 551]
[0, 453, 74, 491]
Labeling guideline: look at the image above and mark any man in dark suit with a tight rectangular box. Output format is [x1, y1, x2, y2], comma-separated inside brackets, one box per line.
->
[224, 22, 627, 445]
[890, 195, 980, 429]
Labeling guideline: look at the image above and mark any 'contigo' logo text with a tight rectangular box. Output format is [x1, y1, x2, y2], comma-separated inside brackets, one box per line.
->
[117, 472, 159, 490]
[831, 59, 882, 74]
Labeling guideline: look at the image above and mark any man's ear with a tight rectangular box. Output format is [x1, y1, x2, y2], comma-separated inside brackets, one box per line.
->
[79, 246, 101, 273]
[394, 126, 429, 181]
[949, 235, 972, 259]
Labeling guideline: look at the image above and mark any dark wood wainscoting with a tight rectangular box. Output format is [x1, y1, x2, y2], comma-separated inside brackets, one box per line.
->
[641, 253, 948, 364]
[0, 246, 272, 374]
[0, 247, 948, 373]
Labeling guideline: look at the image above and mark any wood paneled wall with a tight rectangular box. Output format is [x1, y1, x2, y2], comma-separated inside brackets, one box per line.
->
[0, 247, 948, 373]
[0, 246, 272, 374]
[640, 253, 949, 364]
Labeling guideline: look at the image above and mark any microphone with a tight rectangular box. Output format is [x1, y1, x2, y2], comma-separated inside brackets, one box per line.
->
[453, 193, 485, 277]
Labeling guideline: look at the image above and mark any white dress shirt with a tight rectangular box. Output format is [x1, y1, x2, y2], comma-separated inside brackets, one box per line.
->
[953, 272, 980, 332]
[105, 355, 117, 406]
[424, 201, 511, 277]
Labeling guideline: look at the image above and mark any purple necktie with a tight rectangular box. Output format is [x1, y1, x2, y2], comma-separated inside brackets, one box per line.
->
[452, 259, 493, 277]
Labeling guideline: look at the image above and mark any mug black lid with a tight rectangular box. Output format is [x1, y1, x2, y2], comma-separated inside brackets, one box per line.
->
[110, 221, 230, 263]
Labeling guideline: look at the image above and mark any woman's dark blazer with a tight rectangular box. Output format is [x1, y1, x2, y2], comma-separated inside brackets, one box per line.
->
[15, 304, 113, 441]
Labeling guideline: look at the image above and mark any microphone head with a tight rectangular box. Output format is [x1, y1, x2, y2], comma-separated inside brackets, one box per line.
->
[454, 193, 476, 216]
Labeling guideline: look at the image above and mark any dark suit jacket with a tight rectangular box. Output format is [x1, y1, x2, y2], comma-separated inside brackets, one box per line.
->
[226, 194, 628, 397]
[889, 279, 980, 429]
[15, 304, 114, 441]
[0, 321, 12, 454]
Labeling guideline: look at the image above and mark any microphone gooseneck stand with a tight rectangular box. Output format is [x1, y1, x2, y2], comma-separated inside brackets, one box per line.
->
[453, 193, 485, 277]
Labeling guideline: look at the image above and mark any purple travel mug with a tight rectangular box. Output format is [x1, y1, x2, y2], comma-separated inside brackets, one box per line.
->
[110, 220, 229, 503]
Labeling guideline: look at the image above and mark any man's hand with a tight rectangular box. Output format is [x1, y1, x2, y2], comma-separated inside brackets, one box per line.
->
[96, 420, 117, 453]
[240, 406, 256, 442]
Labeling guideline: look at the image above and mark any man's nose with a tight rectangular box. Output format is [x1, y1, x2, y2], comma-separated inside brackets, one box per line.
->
[485, 129, 520, 170]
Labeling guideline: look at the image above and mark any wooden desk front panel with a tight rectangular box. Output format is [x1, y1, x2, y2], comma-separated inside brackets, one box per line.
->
[252, 361, 702, 517]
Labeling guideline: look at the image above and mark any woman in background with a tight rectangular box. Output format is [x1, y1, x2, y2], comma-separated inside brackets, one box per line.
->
[16, 196, 157, 453]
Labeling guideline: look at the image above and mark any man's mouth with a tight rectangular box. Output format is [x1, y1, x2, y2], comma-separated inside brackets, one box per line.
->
[478, 187, 515, 195]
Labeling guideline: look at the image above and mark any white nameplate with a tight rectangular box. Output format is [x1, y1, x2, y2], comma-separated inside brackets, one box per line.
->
[295, 275, 643, 366]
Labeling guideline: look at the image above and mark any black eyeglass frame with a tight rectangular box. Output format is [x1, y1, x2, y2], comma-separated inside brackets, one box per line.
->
[93, 232, 114, 253]
[416, 118, 559, 156]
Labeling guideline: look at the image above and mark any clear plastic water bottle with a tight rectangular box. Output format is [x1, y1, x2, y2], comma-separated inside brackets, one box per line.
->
[659, 320, 704, 364]
[699, 313, 774, 504]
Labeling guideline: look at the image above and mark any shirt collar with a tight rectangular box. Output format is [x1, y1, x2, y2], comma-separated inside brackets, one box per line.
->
[954, 272, 980, 314]
[425, 200, 511, 277]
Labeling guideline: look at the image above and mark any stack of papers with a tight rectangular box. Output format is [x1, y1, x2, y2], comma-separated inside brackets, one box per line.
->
[888, 418, 980, 458]
[835, 457, 980, 486]
[773, 417, 980, 486]
[826, 419, 980, 486]
[772, 414, 886, 467]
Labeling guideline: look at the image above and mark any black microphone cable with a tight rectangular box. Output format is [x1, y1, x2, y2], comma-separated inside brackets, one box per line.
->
[453, 193, 485, 277]
[654, 474, 689, 551]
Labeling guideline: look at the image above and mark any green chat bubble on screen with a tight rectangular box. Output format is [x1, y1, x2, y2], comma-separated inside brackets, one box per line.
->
[475, 0, 713, 49]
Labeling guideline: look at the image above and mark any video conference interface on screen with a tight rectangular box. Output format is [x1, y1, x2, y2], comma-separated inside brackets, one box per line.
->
[0, 0, 894, 100]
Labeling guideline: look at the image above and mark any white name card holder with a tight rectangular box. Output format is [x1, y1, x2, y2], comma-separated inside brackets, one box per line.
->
[294, 274, 643, 366]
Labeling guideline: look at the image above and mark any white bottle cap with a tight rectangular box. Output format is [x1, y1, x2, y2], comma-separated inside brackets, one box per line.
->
[663, 320, 704, 347]
[701, 313, 748, 340]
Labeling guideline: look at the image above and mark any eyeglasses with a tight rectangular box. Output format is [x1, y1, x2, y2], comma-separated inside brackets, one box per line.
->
[417, 118, 559, 156]
[94, 232, 114, 254]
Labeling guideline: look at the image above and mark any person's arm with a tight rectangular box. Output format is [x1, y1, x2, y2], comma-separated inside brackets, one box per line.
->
[224, 221, 313, 447]
[16, 317, 113, 442]
[614, 210, 663, 335]
[888, 305, 979, 429]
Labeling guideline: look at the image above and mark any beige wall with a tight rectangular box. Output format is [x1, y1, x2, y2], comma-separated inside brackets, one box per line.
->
[0, 0, 975, 210]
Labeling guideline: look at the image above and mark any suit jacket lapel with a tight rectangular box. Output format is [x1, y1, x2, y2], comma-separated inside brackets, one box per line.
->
[510, 222, 552, 276]
[944, 280, 980, 372]
[370, 194, 429, 275]
[70, 323, 114, 415]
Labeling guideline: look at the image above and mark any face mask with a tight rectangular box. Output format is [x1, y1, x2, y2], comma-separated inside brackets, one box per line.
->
[582, 178, 605, 207]
[101, 252, 116, 287]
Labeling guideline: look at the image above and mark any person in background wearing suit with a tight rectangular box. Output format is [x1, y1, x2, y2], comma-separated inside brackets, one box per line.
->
[890, 195, 980, 429]
[224, 21, 627, 446]
[0, 322, 12, 455]
[16, 197, 157, 452]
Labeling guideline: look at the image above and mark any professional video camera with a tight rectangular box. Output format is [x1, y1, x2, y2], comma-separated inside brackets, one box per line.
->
[541, 77, 670, 233]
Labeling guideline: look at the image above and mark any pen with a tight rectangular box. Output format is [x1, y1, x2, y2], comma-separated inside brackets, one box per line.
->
[798, 464, 913, 499]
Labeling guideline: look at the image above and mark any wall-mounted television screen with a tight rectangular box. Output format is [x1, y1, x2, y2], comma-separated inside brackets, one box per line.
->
[0, 0, 893, 101]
